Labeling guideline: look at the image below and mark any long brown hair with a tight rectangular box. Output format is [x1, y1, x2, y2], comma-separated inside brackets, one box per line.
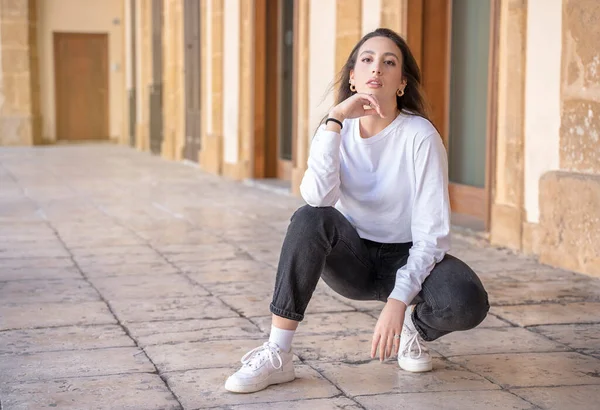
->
[323, 28, 430, 125]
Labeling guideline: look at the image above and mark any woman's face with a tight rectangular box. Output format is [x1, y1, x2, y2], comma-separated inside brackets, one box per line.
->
[350, 36, 406, 105]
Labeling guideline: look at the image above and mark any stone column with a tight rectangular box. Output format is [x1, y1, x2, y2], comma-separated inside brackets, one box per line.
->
[538, 0, 600, 276]
[161, 0, 185, 160]
[335, 0, 362, 73]
[490, 0, 527, 250]
[380, 0, 407, 37]
[291, 0, 310, 196]
[135, 0, 153, 152]
[0, 0, 41, 146]
[199, 0, 225, 174]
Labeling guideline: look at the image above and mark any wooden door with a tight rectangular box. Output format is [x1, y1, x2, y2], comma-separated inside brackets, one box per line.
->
[183, 0, 201, 162]
[407, 0, 497, 228]
[54, 33, 109, 141]
[253, 0, 295, 181]
[149, 0, 164, 154]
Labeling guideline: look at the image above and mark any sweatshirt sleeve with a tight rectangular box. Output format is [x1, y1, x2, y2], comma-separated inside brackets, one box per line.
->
[388, 133, 451, 305]
[299, 125, 342, 207]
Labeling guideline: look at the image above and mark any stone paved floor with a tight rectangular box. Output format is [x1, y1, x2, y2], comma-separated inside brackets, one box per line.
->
[1, 145, 600, 410]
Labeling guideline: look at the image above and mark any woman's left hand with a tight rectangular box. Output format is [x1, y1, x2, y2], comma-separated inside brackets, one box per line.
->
[371, 298, 407, 361]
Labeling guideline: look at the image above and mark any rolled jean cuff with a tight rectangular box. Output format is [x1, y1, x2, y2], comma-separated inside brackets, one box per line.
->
[270, 303, 304, 322]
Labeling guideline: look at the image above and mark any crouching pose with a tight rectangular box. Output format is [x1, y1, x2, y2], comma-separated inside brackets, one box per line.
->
[225, 28, 489, 394]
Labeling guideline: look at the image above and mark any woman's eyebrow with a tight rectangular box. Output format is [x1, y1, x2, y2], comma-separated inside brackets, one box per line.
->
[359, 50, 400, 60]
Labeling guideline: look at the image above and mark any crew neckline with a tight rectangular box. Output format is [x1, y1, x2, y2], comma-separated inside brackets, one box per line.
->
[352, 112, 407, 145]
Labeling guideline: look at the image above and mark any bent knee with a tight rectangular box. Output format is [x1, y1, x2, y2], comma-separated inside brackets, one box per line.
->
[289, 205, 340, 231]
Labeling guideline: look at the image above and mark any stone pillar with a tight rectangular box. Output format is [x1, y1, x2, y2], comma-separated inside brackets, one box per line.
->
[161, 0, 185, 160]
[380, 0, 407, 37]
[490, 0, 527, 250]
[335, 0, 362, 73]
[135, 0, 153, 152]
[200, 0, 224, 174]
[0, 0, 41, 146]
[538, 0, 600, 277]
[291, 0, 310, 196]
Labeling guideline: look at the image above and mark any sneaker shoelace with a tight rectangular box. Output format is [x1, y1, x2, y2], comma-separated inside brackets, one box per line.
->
[402, 327, 429, 360]
[241, 342, 283, 370]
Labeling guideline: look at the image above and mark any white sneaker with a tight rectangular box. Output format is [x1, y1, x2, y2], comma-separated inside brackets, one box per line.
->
[225, 342, 295, 393]
[398, 306, 432, 372]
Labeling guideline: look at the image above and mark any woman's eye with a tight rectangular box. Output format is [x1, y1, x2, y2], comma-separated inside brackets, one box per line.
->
[362, 57, 372, 63]
[385, 60, 396, 66]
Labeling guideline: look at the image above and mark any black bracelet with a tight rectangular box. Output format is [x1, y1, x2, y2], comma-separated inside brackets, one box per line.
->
[325, 117, 343, 129]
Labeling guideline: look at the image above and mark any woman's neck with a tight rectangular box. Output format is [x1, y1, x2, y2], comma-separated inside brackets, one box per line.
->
[358, 104, 399, 139]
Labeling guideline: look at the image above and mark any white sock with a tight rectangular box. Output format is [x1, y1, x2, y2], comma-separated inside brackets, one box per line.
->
[269, 325, 295, 353]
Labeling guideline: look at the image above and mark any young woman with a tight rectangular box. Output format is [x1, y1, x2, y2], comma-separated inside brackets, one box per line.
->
[225, 28, 489, 394]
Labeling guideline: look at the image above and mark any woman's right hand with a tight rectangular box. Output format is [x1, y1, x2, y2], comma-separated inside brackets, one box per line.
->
[328, 93, 385, 122]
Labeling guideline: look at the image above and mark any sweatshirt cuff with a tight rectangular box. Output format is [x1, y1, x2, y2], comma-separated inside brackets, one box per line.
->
[387, 280, 420, 307]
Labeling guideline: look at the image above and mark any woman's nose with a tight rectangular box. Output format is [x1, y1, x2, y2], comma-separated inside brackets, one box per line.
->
[372, 66, 382, 75]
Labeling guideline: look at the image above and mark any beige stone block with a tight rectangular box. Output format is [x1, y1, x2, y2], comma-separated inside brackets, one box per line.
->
[164, 365, 340, 409]
[357, 390, 535, 410]
[222, 160, 249, 180]
[563, 0, 600, 89]
[490, 203, 523, 250]
[199, 133, 223, 174]
[0, 374, 180, 410]
[453, 352, 600, 388]
[1, 0, 29, 18]
[0, 325, 134, 355]
[0, 20, 28, 47]
[0, 347, 155, 383]
[515, 385, 600, 410]
[428, 327, 567, 357]
[560, 100, 600, 173]
[493, 302, 600, 326]
[539, 171, 600, 277]
[522, 221, 540, 255]
[1, 73, 32, 113]
[0, 47, 30, 73]
[380, 0, 405, 35]
[315, 359, 498, 396]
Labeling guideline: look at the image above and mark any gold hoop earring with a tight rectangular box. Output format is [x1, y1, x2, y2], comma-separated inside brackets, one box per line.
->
[397, 88, 404, 97]
[350, 83, 356, 93]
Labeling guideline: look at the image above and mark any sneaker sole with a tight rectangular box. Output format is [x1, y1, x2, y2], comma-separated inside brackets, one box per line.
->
[399, 359, 433, 373]
[225, 370, 295, 393]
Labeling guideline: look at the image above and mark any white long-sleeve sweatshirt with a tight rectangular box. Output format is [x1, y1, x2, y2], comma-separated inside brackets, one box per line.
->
[300, 112, 451, 305]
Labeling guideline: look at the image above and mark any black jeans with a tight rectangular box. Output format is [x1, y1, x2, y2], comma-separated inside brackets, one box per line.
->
[270, 205, 490, 341]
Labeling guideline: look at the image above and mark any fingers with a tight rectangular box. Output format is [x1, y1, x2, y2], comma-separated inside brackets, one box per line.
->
[393, 333, 401, 357]
[385, 334, 394, 359]
[371, 333, 380, 359]
[357, 94, 384, 118]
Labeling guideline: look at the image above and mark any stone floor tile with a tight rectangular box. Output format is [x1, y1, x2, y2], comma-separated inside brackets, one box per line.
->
[513, 385, 600, 410]
[485, 278, 600, 305]
[229, 397, 362, 410]
[532, 323, 600, 350]
[221, 292, 355, 318]
[203, 280, 278, 296]
[356, 390, 536, 410]
[452, 352, 600, 388]
[429, 327, 567, 357]
[68, 245, 160, 257]
[164, 244, 246, 263]
[0, 324, 134, 354]
[126, 317, 265, 346]
[0, 373, 180, 410]
[0, 266, 82, 281]
[0, 347, 155, 383]
[74, 252, 168, 267]
[0, 301, 116, 330]
[164, 365, 340, 409]
[0, 279, 100, 304]
[251, 312, 377, 335]
[327, 297, 385, 312]
[185, 260, 276, 284]
[1, 257, 75, 269]
[80, 261, 180, 277]
[479, 312, 512, 327]
[108, 296, 238, 322]
[493, 302, 600, 326]
[64, 236, 147, 248]
[156, 242, 234, 254]
[145, 339, 282, 372]
[90, 274, 208, 300]
[315, 359, 499, 396]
